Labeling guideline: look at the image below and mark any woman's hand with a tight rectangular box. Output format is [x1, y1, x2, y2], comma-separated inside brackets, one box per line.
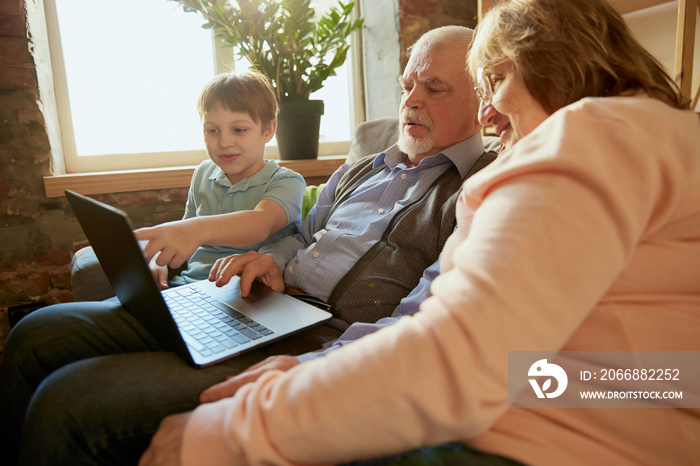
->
[200, 355, 300, 403]
[138, 412, 191, 466]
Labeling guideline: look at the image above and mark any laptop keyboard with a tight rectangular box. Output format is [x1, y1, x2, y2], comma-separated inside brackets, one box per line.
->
[163, 286, 274, 357]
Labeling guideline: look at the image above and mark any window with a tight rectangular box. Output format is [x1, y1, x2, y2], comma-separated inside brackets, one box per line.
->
[44, 0, 362, 173]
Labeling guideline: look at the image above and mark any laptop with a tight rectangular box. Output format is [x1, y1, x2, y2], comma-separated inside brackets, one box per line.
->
[65, 189, 332, 367]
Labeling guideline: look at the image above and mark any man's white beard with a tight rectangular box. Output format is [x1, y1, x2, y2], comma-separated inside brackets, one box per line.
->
[398, 109, 434, 156]
[398, 131, 434, 156]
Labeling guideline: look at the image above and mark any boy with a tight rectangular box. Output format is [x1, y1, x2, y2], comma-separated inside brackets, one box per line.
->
[134, 71, 305, 287]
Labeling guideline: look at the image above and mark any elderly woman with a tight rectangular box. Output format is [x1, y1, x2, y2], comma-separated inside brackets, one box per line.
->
[141, 0, 700, 464]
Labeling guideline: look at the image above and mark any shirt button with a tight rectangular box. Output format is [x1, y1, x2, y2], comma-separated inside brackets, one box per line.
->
[401, 174, 407, 180]
[313, 252, 320, 258]
[378, 208, 385, 214]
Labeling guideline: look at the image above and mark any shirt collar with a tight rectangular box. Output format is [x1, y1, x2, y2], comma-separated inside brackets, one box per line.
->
[210, 159, 280, 190]
[373, 132, 485, 178]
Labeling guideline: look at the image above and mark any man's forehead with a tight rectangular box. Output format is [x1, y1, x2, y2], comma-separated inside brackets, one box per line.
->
[403, 49, 467, 79]
[401, 56, 465, 86]
[399, 75, 448, 86]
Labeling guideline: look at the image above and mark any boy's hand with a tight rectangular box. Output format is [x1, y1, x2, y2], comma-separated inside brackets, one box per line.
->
[135, 220, 201, 269]
[200, 355, 299, 403]
[149, 259, 169, 289]
[209, 251, 285, 297]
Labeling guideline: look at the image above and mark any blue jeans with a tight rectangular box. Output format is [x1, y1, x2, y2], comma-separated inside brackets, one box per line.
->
[0, 301, 265, 465]
[1, 302, 523, 466]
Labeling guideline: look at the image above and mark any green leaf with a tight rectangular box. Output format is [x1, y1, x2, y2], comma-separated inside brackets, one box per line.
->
[169, 0, 363, 101]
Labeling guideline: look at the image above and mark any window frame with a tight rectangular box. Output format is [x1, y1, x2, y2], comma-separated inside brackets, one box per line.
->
[42, 0, 363, 174]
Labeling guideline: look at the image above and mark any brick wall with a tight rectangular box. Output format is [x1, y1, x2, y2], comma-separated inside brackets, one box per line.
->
[0, 0, 191, 354]
[0, 0, 478, 354]
[398, 0, 478, 68]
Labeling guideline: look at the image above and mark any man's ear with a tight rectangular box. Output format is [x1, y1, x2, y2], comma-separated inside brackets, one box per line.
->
[263, 120, 277, 142]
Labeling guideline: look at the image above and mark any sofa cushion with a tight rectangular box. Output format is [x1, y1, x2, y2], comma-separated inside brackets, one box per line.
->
[346, 117, 501, 163]
[346, 117, 399, 164]
[71, 246, 114, 301]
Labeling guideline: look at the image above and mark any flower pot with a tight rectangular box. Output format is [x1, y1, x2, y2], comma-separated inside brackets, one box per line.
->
[276, 100, 325, 160]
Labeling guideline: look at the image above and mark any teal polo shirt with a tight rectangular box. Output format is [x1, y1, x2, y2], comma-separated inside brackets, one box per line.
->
[174, 159, 305, 283]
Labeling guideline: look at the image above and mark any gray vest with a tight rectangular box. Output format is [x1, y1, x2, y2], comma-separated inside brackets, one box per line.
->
[268, 150, 497, 355]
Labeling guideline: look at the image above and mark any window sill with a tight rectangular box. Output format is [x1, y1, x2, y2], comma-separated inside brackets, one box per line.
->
[44, 156, 346, 198]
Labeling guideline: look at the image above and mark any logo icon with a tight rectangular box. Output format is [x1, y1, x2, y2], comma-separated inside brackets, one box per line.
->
[528, 359, 568, 398]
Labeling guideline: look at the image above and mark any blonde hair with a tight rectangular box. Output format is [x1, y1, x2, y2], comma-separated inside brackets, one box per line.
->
[197, 71, 278, 129]
[468, 0, 689, 113]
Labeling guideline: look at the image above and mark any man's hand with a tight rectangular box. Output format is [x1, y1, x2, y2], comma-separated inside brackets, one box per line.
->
[200, 355, 299, 403]
[135, 219, 202, 269]
[208, 251, 285, 297]
[138, 411, 191, 466]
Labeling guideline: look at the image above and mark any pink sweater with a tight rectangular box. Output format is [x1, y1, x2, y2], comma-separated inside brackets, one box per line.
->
[182, 96, 700, 465]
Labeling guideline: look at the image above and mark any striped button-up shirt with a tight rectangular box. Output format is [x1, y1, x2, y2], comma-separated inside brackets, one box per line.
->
[260, 132, 485, 303]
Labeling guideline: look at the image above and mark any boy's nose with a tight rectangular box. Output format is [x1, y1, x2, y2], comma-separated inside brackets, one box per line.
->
[219, 134, 236, 148]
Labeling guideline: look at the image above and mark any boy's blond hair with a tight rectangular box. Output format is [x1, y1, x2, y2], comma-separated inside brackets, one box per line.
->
[197, 71, 279, 130]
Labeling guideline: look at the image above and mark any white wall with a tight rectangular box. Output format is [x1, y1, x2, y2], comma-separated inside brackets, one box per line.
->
[359, 0, 402, 120]
[624, 1, 700, 110]
[358, 1, 700, 121]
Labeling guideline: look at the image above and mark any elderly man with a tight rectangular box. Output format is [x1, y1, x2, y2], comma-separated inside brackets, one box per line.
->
[0, 25, 495, 465]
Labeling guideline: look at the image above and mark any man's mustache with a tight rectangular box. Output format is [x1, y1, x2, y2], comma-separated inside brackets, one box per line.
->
[401, 109, 432, 130]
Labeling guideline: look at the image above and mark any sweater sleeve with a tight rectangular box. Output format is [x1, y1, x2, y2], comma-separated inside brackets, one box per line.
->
[181, 97, 700, 465]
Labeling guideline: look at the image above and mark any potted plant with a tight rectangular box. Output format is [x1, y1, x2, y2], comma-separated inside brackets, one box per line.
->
[170, 0, 364, 160]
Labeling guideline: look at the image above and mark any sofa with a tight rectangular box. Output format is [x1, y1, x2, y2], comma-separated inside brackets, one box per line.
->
[71, 118, 400, 301]
[70, 118, 499, 302]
